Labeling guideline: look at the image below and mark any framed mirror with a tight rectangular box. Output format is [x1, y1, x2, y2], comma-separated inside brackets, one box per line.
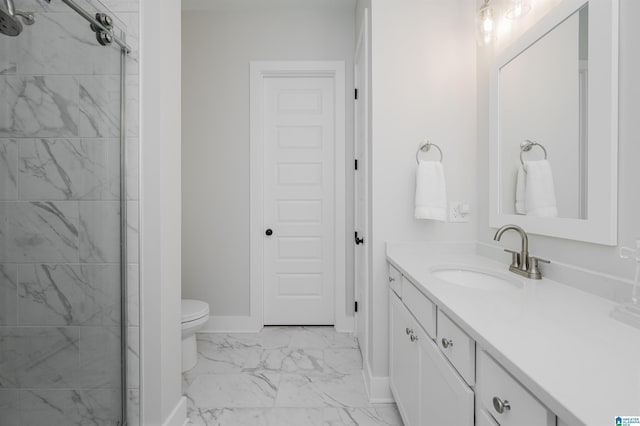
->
[489, 0, 619, 245]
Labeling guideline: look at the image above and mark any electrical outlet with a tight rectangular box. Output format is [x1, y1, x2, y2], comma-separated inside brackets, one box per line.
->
[449, 201, 470, 223]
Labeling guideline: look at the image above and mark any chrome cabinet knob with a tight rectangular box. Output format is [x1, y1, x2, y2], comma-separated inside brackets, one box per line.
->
[388, 276, 395, 282]
[410, 334, 418, 342]
[492, 397, 511, 414]
[441, 338, 453, 349]
[405, 327, 413, 335]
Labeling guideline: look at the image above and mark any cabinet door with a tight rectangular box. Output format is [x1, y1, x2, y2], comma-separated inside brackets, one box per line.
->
[419, 330, 474, 426]
[389, 291, 420, 426]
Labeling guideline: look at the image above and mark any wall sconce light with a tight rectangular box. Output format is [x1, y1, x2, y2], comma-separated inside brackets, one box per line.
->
[476, 0, 497, 46]
[506, 0, 532, 19]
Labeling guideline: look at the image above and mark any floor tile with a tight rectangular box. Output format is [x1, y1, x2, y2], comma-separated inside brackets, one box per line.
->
[185, 326, 403, 425]
[185, 373, 280, 409]
[187, 407, 324, 426]
[275, 373, 370, 408]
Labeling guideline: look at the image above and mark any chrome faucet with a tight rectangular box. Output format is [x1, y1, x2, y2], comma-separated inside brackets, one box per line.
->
[493, 224, 549, 279]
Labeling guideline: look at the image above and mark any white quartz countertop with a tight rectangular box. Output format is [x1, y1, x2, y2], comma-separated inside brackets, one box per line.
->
[386, 242, 640, 426]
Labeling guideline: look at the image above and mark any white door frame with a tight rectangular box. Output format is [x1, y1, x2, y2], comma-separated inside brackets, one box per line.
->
[250, 61, 348, 331]
[354, 9, 370, 358]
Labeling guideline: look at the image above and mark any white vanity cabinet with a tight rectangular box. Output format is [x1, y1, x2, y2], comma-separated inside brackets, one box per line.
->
[389, 290, 421, 425]
[388, 262, 557, 426]
[389, 288, 474, 426]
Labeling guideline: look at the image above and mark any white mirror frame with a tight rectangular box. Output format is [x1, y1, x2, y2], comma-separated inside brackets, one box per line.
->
[489, 0, 619, 245]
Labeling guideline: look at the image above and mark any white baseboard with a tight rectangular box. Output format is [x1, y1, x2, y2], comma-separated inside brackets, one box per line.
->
[162, 396, 187, 426]
[362, 359, 394, 403]
[335, 315, 355, 333]
[201, 315, 262, 333]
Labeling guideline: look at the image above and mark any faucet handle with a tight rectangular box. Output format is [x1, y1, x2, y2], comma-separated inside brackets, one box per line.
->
[504, 249, 521, 268]
[527, 255, 550, 279]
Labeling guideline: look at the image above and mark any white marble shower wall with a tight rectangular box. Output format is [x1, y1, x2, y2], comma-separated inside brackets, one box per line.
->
[0, 0, 140, 424]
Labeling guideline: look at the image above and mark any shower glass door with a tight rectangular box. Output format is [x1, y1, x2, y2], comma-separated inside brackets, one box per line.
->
[0, 0, 128, 424]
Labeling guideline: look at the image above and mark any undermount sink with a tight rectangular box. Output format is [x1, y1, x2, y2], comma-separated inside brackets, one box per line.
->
[430, 265, 524, 291]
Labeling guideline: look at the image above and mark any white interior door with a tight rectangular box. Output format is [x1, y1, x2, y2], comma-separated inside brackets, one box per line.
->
[263, 76, 336, 325]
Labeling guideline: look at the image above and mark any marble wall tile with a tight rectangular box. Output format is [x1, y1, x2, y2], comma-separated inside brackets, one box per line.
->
[127, 200, 138, 263]
[116, 12, 139, 75]
[0, 328, 20, 387]
[127, 388, 139, 426]
[0, 76, 79, 138]
[18, 0, 70, 12]
[0, 201, 79, 263]
[78, 200, 119, 263]
[19, 388, 120, 426]
[17, 264, 119, 326]
[126, 75, 139, 137]
[0, 264, 17, 325]
[0, 140, 18, 200]
[0, 38, 17, 75]
[127, 263, 139, 326]
[100, 0, 139, 13]
[126, 137, 139, 200]
[16, 13, 121, 76]
[78, 76, 121, 138]
[78, 326, 121, 388]
[11, 327, 79, 388]
[0, 389, 19, 426]
[126, 326, 139, 389]
[18, 138, 120, 200]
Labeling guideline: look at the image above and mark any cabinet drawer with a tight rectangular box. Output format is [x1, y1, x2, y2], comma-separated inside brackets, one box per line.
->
[476, 409, 499, 426]
[436, 310, 475, 385]
[477, 350, 555, 426]
[388, 264, 402, 297]
[401, 276, 436, 339]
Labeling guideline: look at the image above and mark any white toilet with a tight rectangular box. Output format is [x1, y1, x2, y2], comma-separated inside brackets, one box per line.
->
[181, 299, 210, 372]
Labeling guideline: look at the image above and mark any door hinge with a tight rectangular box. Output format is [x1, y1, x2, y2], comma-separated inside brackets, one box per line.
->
[354, 88, 358, 100]
[355, 231, 364, 245]
[355, 301, 358, 313]
[354, 159, 358, 170]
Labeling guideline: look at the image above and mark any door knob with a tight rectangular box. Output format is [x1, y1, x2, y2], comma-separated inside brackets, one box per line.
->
[265, 228, 273, 236]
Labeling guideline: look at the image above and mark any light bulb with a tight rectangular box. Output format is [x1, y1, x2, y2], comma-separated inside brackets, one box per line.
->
[506, 0, 532, 19]
[476, 0, 497, 46]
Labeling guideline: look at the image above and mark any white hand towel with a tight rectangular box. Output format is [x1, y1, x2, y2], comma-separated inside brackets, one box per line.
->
[515, 166, 526, 214]
[523, 160, 558, 217]
[415, 160, 447, 221]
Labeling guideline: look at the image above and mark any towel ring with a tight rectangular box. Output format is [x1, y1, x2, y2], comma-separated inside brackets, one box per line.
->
[520, 140, 547, 166]
[416, 141, 443, 164]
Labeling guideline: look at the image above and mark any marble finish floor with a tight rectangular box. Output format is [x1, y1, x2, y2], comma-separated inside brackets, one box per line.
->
[183, 326, 403, 426]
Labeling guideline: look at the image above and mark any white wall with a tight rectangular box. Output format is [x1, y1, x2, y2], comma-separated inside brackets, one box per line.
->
[181, 4, 356, 318]
[477, 0, 640, 285]
[140, 0, 185, 424]
[367, 0, 477, 378]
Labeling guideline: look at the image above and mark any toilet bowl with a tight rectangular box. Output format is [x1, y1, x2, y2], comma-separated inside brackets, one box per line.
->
[181, 299, 210, 372]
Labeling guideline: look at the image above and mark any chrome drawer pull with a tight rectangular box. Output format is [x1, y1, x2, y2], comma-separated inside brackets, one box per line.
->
[389, 276, 395, 282]
[441, 338, 453, 349]
[492, 397, 511, 414]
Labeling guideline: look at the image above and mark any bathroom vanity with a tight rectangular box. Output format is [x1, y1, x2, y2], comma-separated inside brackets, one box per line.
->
[386, 242, 640, 426]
